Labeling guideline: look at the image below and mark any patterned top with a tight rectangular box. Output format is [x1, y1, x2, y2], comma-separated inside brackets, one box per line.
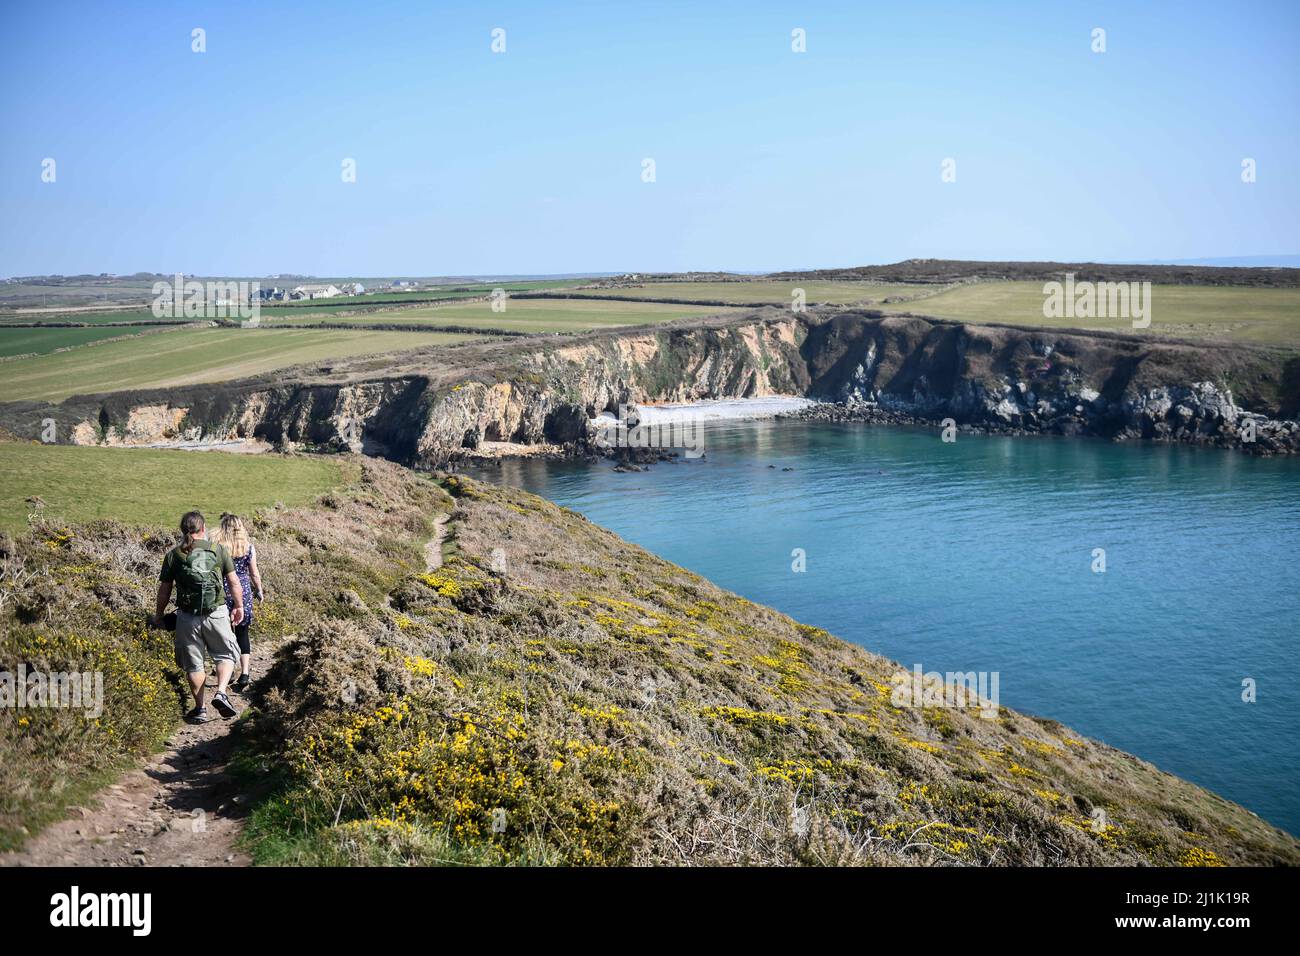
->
[224, 541, 256, 626]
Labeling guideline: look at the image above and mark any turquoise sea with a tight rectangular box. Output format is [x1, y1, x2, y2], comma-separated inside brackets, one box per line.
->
[469, 420, 1300, 835]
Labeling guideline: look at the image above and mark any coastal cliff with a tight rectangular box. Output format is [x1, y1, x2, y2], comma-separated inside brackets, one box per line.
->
[3, 310, 1298, 462]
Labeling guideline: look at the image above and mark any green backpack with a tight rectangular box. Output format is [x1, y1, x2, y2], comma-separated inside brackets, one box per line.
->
[174, 541, 225, 615]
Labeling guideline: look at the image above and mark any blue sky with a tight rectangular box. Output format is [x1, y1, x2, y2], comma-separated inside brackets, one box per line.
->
[1, 0, 1297, 276]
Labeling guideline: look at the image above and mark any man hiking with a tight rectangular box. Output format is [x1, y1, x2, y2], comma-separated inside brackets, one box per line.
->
[153, 511, 245, 723]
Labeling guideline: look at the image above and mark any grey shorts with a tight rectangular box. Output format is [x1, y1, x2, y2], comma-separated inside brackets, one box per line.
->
[174, 605, 241, 673]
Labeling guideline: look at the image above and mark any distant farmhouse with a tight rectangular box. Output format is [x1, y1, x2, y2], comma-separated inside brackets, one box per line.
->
[290, 283, 343, 300]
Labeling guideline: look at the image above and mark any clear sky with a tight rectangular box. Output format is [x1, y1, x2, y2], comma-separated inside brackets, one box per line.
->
[1, 0, 1297, 276]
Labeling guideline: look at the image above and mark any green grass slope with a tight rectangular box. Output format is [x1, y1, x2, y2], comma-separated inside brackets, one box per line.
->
[0, 326, 155, 358]
[0, 443, 347, 534]
[264, 297, 737, 333]
[884, 281, 1300, 348]
[2, 453, 1295, 865]
[0, 327, 476, 403]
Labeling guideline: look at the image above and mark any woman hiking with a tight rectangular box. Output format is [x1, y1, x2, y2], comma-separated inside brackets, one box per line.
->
[153, 511, 244, 723]
[210, 512, 263, 693]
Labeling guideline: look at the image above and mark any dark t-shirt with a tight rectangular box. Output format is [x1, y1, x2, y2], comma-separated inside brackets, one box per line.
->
[160, 540, 234, 583]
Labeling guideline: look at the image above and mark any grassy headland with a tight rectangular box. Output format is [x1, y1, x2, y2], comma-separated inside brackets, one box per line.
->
[2, 447, 1295, 865]
[882, 281, 1300, 348]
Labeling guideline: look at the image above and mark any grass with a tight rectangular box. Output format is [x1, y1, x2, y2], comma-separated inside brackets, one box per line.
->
[0, 280, 589, 317]
[0, 326, 477, 403]
[882, 281, 1300, 348]
[265, 296, 738, 332]
[0, 309, 169, 327]
[562, 280, 933, 306]
[0, 442, 348, 534]
[0, 325, 153, 357]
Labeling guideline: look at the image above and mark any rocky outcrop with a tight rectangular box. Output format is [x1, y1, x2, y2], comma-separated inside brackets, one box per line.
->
[3, 310, 1297, 464]
[798, 313, 1300, 453]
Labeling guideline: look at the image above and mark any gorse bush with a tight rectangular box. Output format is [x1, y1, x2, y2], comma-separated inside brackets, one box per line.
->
[0, 519, 183, 848]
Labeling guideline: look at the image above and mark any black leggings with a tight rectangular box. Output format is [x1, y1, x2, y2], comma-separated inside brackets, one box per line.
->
[233, 622, 251, 656]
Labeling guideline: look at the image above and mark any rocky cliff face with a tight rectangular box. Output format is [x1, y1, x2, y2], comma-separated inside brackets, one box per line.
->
[3, 310, 1298, 463]
[800, 313, 1300, 452]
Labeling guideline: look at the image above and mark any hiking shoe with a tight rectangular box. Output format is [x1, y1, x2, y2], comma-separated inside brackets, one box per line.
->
[211, 693, 238, 719]
[233, 674, 251, 693]
[185, 706, 209, 724]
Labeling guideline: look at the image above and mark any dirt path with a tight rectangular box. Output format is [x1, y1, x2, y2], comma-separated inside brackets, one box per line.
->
[424, 512, 449, 571]
[1, 658, 267, 868]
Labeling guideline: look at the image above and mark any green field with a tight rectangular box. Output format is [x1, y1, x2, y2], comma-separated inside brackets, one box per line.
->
[882, 281, 1300, 347]
[0, 278, 590, 315]
[0, 327, 475, 403]
[266, 296, 737, 332]
[562, 280, 934, 306]
[0, 441, 347, 534]
[0, 325, 153, 358]
[0, 297, 729, 403]
[0, 309, 164, 327]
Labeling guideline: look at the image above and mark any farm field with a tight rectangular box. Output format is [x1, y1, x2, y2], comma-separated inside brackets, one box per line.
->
[0, 326, 475, 403]
[882, 281, 1300, 347]
[561, 280, 934, 306]
[0, 441, 347, 534]
[262, 278, 585, 310]
[0, 278, 161, 310]
[0, 282, 592, 324]
[265, 296, 737, 332]
[0, 312, 167, 330]
[0, 278, 591, 314]
[0, 325, 153, 358]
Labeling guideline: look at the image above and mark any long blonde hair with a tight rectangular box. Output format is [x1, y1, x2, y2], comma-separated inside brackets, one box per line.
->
[211, 512, 251, 558]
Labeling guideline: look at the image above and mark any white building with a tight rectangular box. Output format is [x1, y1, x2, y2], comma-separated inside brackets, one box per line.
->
[290, 283, 343, 300]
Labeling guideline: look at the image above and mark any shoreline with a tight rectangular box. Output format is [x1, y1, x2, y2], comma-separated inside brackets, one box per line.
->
[466, 394, 1300, 469]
